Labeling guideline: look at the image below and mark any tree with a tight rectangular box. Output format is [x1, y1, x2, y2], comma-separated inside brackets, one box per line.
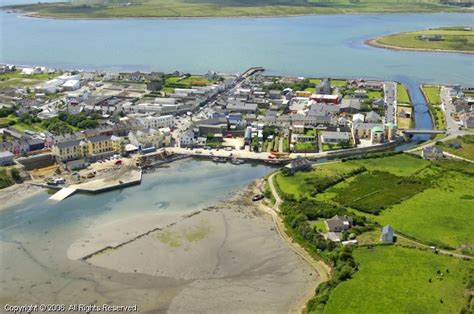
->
[10, 168, 21, 182]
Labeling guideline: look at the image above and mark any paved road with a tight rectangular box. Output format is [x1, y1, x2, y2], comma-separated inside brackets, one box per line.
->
[383, 81, 396, 124]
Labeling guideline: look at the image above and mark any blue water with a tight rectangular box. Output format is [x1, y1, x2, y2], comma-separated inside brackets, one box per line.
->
[0, 12, 472, 84]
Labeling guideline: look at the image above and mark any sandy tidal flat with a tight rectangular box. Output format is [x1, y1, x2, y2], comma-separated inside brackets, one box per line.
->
[69, 190, 316, 313]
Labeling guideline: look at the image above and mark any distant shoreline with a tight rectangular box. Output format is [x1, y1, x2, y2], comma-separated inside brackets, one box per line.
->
[1, 6, 470, 21]
[365, 37, 474, 55]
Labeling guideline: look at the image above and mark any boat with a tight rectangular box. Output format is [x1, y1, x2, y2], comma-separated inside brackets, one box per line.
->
[213, 157, 228, 163]
[230, 158, 245, 165]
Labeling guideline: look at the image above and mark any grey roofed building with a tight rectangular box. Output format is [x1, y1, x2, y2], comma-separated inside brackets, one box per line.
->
[365, 110, 381, 123]
[381, 225, 394, 243]
[339, 98, 361, 113]
[285, 158, 312, 174]
[326, 215, 353, 233]
[226, 102, 258, 113]
[0, 150, 14, 166]
[55, 138, 84, 149]
[88, 135, 111, 143]
[320, 131, 351, 144]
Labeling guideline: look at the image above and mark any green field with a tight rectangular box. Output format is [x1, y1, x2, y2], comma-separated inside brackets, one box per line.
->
[397, 83, 411, 104]
[277, 154, 474, 251]
[4, 0, 468, 19]
[275, 161, 360, 198]
[436, 135, 474, 161]
[374, 27, 474, 53]
[331, 170, 429, 214]
[324, 246, 473, 313]
[422, 85, 446, 130]
[377, 167, 474, 250]
[347, 153, 429, 176]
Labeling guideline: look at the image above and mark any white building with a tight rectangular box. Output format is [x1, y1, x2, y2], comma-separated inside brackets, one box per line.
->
[62, 80, 80, 91]
[320, 131, 351, 144]
[137, 115, 174, 129]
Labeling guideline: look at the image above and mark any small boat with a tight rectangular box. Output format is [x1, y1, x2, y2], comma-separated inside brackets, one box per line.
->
[230, 158, 245, 165]
[213, 157, 227, 163]
[252, 194, 264, 201]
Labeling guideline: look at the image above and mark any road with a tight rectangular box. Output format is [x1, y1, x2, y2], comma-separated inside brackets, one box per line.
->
[440, 86, 464, 134]
[395, 233, 473, 260]
[383, 81, 396, 124]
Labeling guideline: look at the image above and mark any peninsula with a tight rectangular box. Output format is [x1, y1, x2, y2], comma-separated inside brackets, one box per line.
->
[2, 0, 471, 19]
[367, 26, 474, 54]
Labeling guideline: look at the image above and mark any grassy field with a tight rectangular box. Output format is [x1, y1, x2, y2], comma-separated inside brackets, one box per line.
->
[324, 246, 473, 313]
[397, 83, 411, 105]
[374, 26, 474, 53]
[436, 135, 474, 161]
[277, 154, 473, 251]
[346, 153, 429, 176]
[331, 170, 429, 214]
[275, 161, 360, 199]
[376, 167, 474, 250]
[4, 0, 468, 19]
[422, 85, 446, 130]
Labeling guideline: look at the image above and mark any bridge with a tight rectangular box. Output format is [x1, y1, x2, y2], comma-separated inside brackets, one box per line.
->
[401, 129, 446, 135]
[240, 67, 265, 79]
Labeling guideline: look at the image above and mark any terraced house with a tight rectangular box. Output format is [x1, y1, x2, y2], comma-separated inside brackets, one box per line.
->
[52, 135, 121, 162]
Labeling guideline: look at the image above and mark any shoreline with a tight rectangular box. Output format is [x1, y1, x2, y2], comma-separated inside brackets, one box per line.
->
[0, 183, 44, 212]
[1, 8, 470, 21]
[365, 38, 474, 55]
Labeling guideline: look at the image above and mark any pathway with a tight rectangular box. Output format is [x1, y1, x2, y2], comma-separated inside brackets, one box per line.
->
[262, 173, 331, 313]
[395, 233, 473, 260]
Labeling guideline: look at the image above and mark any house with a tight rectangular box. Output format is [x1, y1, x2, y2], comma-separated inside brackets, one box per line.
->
[417, 34, 442, 41]
[51, 138, 86, 162]
[422, 146, 444, 160]
[66, 158, 88, 171]
[285, 158, 312, 174]
[180, 129, 196, 147]
[226, 102, 258, 114]
[0, 151, 14, 166]
[340, 98, 361, 114]
[352, 113, 365, 123]
[381, 225, 394, 243]
[326, 215, 353, 232]
[365, 110, 381, 123]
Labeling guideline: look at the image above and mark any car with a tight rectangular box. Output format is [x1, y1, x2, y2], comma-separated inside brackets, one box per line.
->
[252, 194, 264, 201]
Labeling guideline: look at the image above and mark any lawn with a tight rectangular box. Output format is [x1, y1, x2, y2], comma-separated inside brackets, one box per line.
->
[324, 246, 472, 314]
[366, 89, 383, 100]
[164, 75, 214, 88]
[294, 142, 317, 151]
[374, 27, 474, 53]
[376, 169, 474, 250]
[421, 85, 446, 130]
[6, 0, 465, 19]
[436, 135, 474, 161]
[397, 83, 411, 104]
